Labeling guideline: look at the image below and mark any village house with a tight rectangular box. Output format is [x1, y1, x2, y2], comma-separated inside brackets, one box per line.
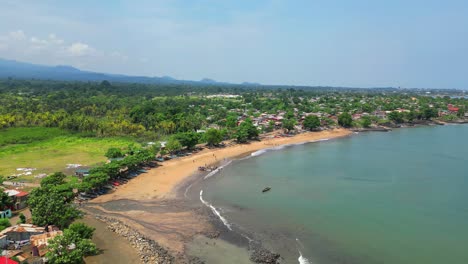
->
[0, 209, 12, 219]
[352, 113, 362, 120]
[438, 110, 449, 117]
[447, 104, 459, 113]
[30, 230, 63, 257]
[0, 224, 46, 247]
[373, 111, 387, 119]
[3, 190, 29, 211]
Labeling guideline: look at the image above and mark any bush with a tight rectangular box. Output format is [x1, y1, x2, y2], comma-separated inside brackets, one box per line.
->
[0, 218, 11, 231]
[105, 147, 123, 159]
[338, 113, 353, 128]
[19, 213, 26, 224]
[303, 115, 320, 131]
[204, 129, 223, 146]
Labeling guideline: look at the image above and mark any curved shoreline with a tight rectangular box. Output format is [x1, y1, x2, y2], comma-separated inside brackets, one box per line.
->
[88, 129, 352, 263]
[93, 129, 352, 203]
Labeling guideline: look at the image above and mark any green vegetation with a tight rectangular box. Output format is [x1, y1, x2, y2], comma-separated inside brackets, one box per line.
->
[338, 113, 353, 128]
[0, 79, 466, 180]
[360, 116, 372, 128]
[28, 187, 81, 228]
[68, 222, 96, 240]
[204, 128, 224, 146]
[173, 132, 200, 150]
[81, 146, 154, 191]
[165, 138, 182, 154]
[0, 127, 137, 178]
[0, 218, 11, 231]
[303, 115, 321, 131]
[234, 118, 259, 143]
[0, 127, 68, 146]
[0, 78, 464, 263]
[46, 223, 98, 264]
[0, 191, 13, 210]
[105, 147, 124, 159]
[19, 213, 26, 224]
[282, 118, 297, 133]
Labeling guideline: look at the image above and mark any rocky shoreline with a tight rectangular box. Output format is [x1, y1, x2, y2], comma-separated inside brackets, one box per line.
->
[94, 215, 177, 264]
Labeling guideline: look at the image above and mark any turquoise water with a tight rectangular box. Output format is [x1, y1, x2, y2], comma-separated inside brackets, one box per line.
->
[201, 125, 468, 264]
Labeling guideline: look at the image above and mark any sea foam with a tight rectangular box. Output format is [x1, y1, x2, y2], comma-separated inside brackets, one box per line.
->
[203, 160, 232, 180]
[199, 190, 232, 231]
[250, 139, 330, 158]
[298, 251, 311, 264]
[296, 238, 312, 264]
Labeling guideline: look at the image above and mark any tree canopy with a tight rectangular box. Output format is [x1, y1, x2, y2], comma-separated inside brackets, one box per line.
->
[338, 112, 353, 128]
[46, 224, 98, 264]
[28, 188, 81, 228]
[204, 128, 224, 146]
[303, 115, 320, 131]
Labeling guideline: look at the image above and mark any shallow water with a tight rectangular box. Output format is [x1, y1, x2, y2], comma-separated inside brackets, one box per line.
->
[198, 125, 468, 263]
[187, 235, 253, 264]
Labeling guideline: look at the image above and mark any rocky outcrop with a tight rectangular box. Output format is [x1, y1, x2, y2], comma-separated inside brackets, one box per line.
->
[94, 215, 175, 264]
[249, 245, 281, 264]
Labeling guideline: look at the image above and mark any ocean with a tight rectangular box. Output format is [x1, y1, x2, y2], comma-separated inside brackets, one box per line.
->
[193, 125, 468, 264]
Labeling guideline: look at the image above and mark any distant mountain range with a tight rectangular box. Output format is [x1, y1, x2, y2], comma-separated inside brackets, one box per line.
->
[0, 58, 261, 86]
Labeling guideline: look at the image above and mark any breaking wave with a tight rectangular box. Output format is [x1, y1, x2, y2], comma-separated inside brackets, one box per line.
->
[250, 138, 330, 158]
[298, 251, 311, 264]
[203, 160, 232, 180]
[199, 190, 232, 231]
[296, 238, 312, 264]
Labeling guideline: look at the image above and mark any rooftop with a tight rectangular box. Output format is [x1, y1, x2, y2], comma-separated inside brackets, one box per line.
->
[4, 190, 29, 197]
[0, 224, 45, 235]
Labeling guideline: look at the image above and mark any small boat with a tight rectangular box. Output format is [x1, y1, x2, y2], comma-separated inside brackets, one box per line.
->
[262, 187, 271, 193]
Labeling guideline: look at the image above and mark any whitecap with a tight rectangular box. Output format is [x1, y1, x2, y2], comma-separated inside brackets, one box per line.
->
[251, 139, 330, 158]
[203, 160, 232, 180]
[296, 238, 312, 264]
[251, 149, 268, 156]
[298, 251, 311, 264]
[199, 190, 232, 230]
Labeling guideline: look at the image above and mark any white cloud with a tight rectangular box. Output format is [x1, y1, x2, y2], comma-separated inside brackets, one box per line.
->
[8, 30, 26, 40]
[66, 42, 94, 56]
[30, 37, 47, 45]
[0, 30, 130, 71]
[48, 34, 64, 45]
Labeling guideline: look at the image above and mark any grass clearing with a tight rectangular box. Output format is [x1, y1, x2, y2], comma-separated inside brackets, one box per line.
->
[0, 127, 138, 181]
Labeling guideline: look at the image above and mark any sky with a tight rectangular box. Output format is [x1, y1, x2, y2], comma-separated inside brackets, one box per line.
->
[0, 0, 467, 89]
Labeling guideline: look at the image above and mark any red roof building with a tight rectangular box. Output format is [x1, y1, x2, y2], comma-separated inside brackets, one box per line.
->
[448, 104, 459, 113]
[0, 257, 19, 264]
[4, 190, 29, 211]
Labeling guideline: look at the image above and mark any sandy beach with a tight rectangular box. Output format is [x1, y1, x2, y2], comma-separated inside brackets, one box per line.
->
[94, 129, 351, 203]
[86, 129, 352, 262]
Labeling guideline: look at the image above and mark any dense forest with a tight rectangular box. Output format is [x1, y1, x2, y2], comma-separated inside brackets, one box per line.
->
[0, 79, 466, 142]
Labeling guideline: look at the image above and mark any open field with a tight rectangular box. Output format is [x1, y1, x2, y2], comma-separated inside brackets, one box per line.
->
[0, 127, 138, 181]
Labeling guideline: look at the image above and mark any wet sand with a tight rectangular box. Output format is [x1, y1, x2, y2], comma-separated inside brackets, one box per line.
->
[87, 129, 351, 262]
[81, 215, 141, 264]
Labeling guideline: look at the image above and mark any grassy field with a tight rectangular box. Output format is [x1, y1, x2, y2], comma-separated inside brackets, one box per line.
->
[0, 127, 139, 182]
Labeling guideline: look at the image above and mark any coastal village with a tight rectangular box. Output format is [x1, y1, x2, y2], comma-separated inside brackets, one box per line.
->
[0, 81, 467, 263]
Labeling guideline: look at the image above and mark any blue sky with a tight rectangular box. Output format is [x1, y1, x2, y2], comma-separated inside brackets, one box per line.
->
[0, 0, 467, 89]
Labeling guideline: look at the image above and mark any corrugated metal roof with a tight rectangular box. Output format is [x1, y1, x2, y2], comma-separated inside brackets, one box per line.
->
[0, 224, 45, 236]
